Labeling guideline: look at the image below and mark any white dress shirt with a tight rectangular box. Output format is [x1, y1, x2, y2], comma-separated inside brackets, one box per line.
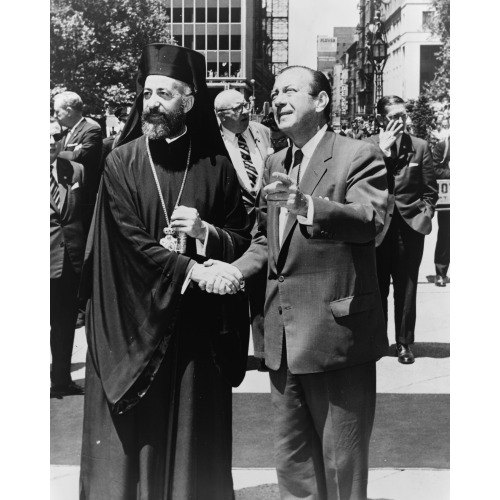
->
[278, 124, 328, 245]
[220, 124, 265, 193]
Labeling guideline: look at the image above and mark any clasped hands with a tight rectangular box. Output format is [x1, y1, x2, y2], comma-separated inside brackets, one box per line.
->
[190, 259, 244, 295]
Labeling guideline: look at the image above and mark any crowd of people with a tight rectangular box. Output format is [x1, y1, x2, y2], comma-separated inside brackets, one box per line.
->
[50, 43, 450, 500]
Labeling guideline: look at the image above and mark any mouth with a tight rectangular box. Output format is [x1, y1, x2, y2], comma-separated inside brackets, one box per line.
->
[277, 111, 292, 121]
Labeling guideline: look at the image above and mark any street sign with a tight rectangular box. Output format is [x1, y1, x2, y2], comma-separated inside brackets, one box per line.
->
[436, 179, 450, 210]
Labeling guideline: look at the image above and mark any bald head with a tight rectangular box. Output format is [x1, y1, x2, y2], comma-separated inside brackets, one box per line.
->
[214, 89, 250, 134]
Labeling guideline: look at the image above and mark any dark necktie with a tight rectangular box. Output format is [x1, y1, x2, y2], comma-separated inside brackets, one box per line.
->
[50, 166, 61, 210]
[290, 149, 304, 185]
[236, 133, 259, 208]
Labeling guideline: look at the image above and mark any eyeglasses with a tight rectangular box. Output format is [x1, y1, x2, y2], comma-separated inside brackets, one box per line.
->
[218, 102, 251, 113]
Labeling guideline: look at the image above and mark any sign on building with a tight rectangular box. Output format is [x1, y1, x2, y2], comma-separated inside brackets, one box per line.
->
[317, 36, 337, 53]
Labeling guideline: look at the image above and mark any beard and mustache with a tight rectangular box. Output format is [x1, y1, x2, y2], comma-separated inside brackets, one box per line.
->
[141, 101, 187, 140]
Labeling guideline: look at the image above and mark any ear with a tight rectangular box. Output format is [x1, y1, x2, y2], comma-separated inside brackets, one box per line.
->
[375, 113, 385, 126]
[314, 90, 330, 115]
[183, 94, 195, 113]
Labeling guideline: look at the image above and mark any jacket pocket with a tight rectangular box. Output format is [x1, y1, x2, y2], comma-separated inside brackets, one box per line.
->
[330, 292, 375, 318]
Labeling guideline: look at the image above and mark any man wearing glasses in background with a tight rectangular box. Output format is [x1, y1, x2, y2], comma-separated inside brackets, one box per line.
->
[50, 117, 86, 397]
[366, 95, 438, 365]
[215, 89, 272, 368]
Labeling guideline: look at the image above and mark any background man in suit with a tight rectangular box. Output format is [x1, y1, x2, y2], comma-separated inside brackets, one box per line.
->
[202, 66, 389, 500]
[215, 89, 272, 218]
[433, 135, 450, 287]
[215, 88, 272, 364]
[366, 96, 438, 364]
[50, 117, 86, 397]
[53, 91, 103, 230]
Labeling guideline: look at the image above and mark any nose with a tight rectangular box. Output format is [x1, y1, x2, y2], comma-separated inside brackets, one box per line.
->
[273, 92, 287, 107]
[50, 135, 55, 145]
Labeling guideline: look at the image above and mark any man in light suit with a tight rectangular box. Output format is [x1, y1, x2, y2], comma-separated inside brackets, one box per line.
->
[215, 89, 272, 364]
[365, 96, 438, 364]
[50, 117, 86, 397]
[53, 91, 103, 230]
[215, 89, 272, 220]
[201, 66, 389, 500]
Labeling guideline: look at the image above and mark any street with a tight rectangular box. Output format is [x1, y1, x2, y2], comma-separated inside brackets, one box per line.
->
[51, 222, 450, 500]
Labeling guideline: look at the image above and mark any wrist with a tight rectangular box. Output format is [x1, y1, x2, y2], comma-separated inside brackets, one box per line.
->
[298, 193, 309, 217]
[196, 221, 208, 241]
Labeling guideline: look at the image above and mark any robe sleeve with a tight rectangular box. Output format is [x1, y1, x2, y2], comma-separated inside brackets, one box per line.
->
[85, 152, 193, 413]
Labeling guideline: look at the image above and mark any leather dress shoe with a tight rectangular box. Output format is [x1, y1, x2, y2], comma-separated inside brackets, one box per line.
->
[50, 381, 85, 398]
[396, 343, 415, 364]
[435, 276, 446, 287]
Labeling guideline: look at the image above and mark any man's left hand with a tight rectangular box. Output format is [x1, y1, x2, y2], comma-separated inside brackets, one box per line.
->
[171, 205, 206, 240]
[264, 172, 309, 217]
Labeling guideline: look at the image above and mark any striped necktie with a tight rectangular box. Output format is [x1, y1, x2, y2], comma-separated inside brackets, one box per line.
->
[236, 133, 259, 210]
[50, 165, 61, 210]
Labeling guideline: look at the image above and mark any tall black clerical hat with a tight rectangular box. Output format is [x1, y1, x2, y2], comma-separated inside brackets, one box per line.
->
[117, 43, 227, 159]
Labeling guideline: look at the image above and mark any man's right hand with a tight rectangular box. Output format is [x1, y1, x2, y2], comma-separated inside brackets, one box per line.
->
[190, 260, 244, 295]
[379, 119, 404, 152]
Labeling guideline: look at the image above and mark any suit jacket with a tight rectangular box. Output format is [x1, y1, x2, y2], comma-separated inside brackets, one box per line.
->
[234, 131, 389, 373]
[50, 158, 86, 279]
[58, 118, 103, 208]
[366, 133, 438, 244]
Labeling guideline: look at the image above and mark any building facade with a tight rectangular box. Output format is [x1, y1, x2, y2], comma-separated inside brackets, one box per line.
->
[164, 0, 288, 112]
[381, 0, 441, 99]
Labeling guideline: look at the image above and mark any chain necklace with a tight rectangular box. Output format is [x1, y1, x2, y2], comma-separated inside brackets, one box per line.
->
[146, 136, 191, 253]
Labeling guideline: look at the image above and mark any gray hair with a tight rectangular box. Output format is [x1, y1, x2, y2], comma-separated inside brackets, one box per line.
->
[53, 91, 83, 112]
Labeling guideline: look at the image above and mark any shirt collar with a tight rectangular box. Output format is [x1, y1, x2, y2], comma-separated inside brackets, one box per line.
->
[292, 124, 328, 158]
[220, 124, 248, 142]
[69, 117, 85, 134]
[165, 126, 187, 144]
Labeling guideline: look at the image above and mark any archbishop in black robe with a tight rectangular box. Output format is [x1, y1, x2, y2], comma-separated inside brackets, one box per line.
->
[79, 130, 251, 499]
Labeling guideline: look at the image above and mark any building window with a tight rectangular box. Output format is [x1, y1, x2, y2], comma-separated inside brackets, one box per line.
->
[207, 35, 217, 50]
[207, 62, 217, 77]
[172, 8, 182, 23]
[231, 8, 241, 22]
[196, 34, 205, 50]
[219, 62, 230, 77]
[195, 8, 205, 22]
[220, 8, 229, 22]
[207, 8, 217, 22]
[219, 35, 229, 50]
[422, 11, 434, 30]
[231, 62, 241, 77]
[184, 35, 194, 49]
[231, 35, 241, 50]
[184, 7, 193, 23]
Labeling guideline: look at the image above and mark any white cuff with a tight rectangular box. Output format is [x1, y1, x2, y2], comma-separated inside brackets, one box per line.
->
[296, 195, 314, 225]
[181, 265, 195, 295]
[382, 148, 392, 157]
[195, 221, 209, 256]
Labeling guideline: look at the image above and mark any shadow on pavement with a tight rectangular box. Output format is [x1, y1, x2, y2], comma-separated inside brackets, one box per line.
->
[387, 342, 450, 359]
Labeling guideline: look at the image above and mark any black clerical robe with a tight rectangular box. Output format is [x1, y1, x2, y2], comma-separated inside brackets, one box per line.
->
[80, 133, 251, 500]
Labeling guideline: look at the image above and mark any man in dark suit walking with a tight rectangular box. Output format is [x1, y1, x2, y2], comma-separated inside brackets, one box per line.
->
[53, 91, 103, 230]
[366, 96, 438, 364]
[433, 136, 450, 287]
[50, 117, 86, 397]
[201, 66, 389, 500]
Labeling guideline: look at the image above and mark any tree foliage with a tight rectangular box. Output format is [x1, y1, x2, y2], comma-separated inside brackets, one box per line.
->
[406, 95, 436, 144]
[50, 0, 176, 115]
[424, 0, 450, 101]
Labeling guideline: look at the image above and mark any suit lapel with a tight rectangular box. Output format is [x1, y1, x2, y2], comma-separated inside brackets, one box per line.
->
[278, 132, 333, 253]
[65, 119, 85, 149]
